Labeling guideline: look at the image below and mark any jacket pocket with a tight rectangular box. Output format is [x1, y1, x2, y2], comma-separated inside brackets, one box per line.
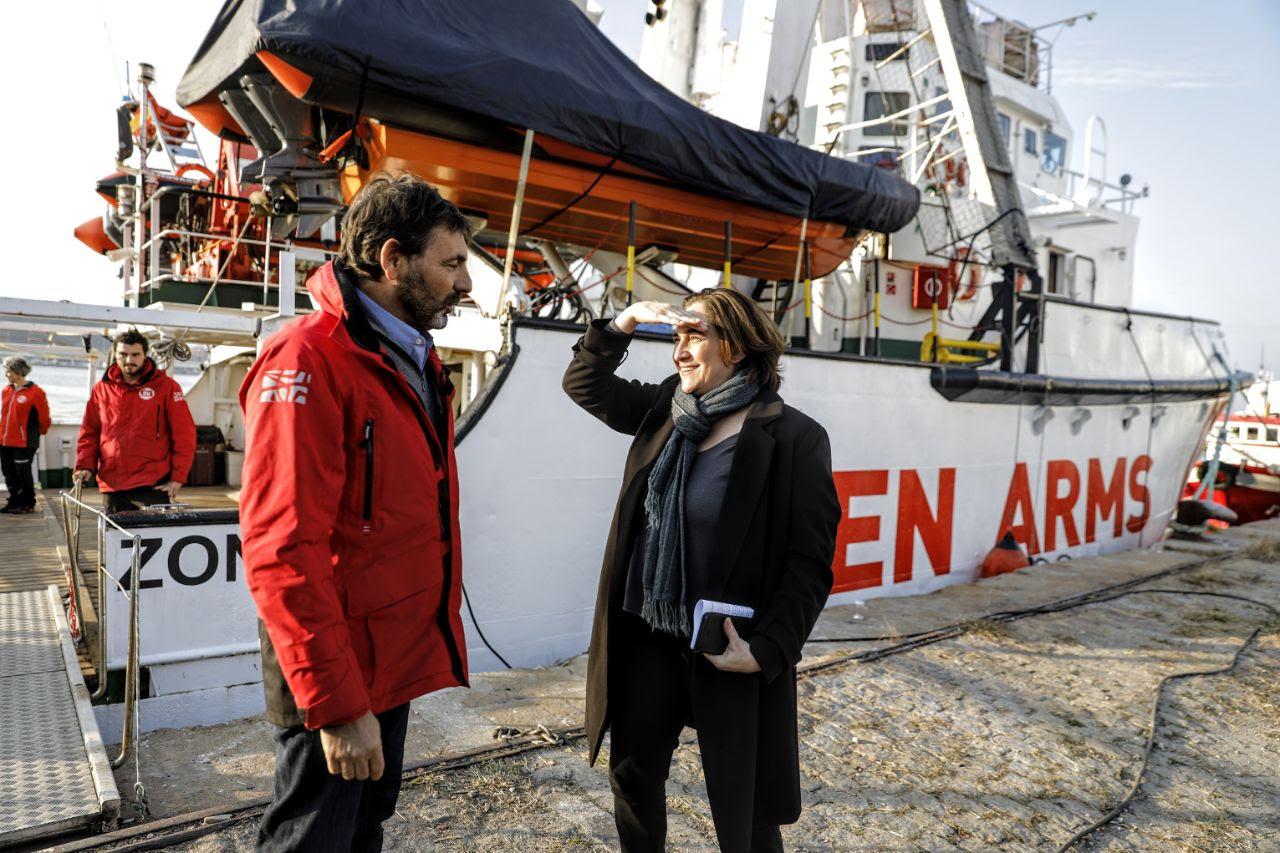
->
[360, 418, 375, 534]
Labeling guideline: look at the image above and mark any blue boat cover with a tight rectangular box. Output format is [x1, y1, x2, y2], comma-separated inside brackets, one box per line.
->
[178, 0, 920, 233]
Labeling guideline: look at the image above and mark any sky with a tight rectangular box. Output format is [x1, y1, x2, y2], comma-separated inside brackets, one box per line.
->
[3, 0, 1276, 373]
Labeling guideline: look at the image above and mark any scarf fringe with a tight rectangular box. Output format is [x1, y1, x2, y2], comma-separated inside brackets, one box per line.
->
[641, 596, 691, 638]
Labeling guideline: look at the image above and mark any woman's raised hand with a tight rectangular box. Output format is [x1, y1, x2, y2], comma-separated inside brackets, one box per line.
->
[613, 300, 707, 335]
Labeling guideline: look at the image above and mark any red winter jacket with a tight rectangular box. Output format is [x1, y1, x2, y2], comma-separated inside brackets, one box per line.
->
[2, 382, 51, 449]
[239, 261, 468, 730]
[75, 361, 196, 492]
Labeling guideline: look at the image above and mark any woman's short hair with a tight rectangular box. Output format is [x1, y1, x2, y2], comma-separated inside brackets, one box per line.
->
[683, 288, 785, 392]
[2, 356, 31, 377]
[339, 172, 472, 279]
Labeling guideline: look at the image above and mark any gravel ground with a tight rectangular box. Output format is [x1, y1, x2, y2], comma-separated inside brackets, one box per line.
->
[102, 524, 1280, 852]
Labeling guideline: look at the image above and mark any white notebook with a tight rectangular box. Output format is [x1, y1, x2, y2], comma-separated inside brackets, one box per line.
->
[690, 599, 756, 650]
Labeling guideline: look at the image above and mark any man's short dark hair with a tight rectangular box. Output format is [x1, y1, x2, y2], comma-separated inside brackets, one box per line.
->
[115, 329, 149, 354]
[339, 173, 472, 279]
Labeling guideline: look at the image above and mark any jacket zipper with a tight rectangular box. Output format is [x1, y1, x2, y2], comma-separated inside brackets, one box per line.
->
[361, 418, 375, 533]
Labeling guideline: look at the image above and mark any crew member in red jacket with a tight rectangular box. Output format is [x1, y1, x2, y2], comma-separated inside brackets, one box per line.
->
[240, 174, 473, 852]
[73, 329, 196, 514]
[1, 356, 52, 513]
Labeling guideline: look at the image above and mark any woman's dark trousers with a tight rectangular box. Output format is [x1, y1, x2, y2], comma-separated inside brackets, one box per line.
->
[608, 611, 783, 852]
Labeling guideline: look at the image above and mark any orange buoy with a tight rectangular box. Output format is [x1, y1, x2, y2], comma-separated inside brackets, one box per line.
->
[979, 531, 1030, 578]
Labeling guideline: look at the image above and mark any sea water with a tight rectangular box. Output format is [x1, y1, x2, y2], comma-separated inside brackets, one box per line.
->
[14, 364, 202, 422]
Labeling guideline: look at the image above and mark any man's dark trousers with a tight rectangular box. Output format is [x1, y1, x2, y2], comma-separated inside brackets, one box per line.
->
[257, 703, 410, 852]
[104, 485, 169, 514]
[0, 447, 36, 509]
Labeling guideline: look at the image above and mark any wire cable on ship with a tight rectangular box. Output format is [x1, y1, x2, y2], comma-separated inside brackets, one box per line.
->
[461, 583, 512, 669]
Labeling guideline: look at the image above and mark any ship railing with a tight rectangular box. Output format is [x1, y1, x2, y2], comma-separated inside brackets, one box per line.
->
[131, 219, 337, 307]
[1059, 167, 1146, 214]
[59, 483, 146, 770]
[967, 1, 1055, 91]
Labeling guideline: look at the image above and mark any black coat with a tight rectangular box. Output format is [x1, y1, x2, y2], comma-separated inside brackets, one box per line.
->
[563, 320, 840, 834]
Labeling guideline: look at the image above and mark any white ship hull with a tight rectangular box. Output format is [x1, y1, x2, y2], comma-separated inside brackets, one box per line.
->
[85, 305, 1228, 738]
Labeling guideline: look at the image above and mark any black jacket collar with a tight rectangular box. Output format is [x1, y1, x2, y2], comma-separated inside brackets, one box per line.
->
[332, 261, 383, 354]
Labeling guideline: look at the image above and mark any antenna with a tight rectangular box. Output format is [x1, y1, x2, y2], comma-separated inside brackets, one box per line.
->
[99, 0, 128, 99]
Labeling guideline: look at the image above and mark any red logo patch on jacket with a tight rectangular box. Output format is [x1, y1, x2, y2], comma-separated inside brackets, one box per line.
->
[260, 369, 311, 404]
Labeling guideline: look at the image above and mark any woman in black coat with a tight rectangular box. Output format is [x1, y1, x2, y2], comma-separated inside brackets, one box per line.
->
[562, 289, 840, 852]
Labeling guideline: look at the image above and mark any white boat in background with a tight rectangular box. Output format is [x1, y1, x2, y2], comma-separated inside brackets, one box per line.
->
[0, 0, 1242, 734]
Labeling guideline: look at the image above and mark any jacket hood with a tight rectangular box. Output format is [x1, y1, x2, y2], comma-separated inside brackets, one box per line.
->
[307, 260, 347, 319]
[103, 358, 159, 387]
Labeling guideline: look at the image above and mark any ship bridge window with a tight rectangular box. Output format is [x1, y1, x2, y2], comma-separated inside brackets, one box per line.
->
[1267, 426, 1278, 442]
[863, 92, 910, 136]
[1042, 131, 1066, 175]
[1024, 127, 1038, 155]
[866, 43, 909, 62]
[998, 112, 1011, 149]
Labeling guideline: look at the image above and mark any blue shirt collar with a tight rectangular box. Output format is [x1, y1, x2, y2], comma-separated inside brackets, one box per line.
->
[355, 288, 433, 372]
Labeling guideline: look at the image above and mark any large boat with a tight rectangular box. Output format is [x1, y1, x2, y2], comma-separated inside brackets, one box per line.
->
[3, 0, 1242, 736]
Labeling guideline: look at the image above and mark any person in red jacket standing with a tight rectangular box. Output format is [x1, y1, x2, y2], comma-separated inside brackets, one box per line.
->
[240, 173, 473, 852]
[1, 356, 52, 513]
[73, 330, 196, 514]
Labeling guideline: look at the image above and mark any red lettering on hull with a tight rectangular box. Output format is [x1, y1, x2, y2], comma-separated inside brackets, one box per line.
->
[997, 462, 1040, 555]
[1127, 455, 1153, 532]
[832, 470, 888, 593]
[895, 468, 955, 583]
[1044, 460, 1082, 552]
[1086, 458, 1126, 542]
[830, 455, 1158, 594]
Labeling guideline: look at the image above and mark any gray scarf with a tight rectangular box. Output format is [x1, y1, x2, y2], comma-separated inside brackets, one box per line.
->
[641, 370, 759, 636]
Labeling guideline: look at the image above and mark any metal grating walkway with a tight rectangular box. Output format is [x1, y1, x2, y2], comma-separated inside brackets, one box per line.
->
[0, 587, 119, 847]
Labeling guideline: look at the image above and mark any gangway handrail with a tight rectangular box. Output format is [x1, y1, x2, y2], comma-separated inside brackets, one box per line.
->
[59, 486, 146, 775]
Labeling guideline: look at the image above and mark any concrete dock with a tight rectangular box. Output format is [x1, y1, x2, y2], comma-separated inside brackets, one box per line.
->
[32, 519, 1274, 852]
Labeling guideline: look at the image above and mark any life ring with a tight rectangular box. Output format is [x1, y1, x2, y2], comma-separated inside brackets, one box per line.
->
[176, 163, 216, 184]
[950, 247, 979, 301]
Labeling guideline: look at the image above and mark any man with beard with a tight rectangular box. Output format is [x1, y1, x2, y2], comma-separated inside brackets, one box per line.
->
[74, 329, 196, 514]
[239, 173, 473, 852]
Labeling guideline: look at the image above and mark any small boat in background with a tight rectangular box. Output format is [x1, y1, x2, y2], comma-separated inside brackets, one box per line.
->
[1186, 377, 1280, 525]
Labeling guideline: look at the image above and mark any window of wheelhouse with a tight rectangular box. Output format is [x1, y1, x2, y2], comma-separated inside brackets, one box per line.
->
[863, 92, 909, 136]
[866, 43, 909, 62]
[1042, 130, 1066, 175]
[1046, 248, 1066, 295]
[1267, 426, 1279, 442]
[1024, 127, 1038, 155]
[997, 112, 1011, 150]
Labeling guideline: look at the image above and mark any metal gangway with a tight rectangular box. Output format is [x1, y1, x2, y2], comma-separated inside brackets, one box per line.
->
[0, 580, 119, 845]
[0, 486, 152, 846]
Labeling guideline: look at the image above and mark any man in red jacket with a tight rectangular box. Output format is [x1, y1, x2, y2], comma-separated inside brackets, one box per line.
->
[1, 356, 52, 513]
[240, 173, 473, 852]
[73, 330, 196, 514]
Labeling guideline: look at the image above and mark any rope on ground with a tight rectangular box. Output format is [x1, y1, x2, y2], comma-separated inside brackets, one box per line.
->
[807, 577, 1279, 852]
